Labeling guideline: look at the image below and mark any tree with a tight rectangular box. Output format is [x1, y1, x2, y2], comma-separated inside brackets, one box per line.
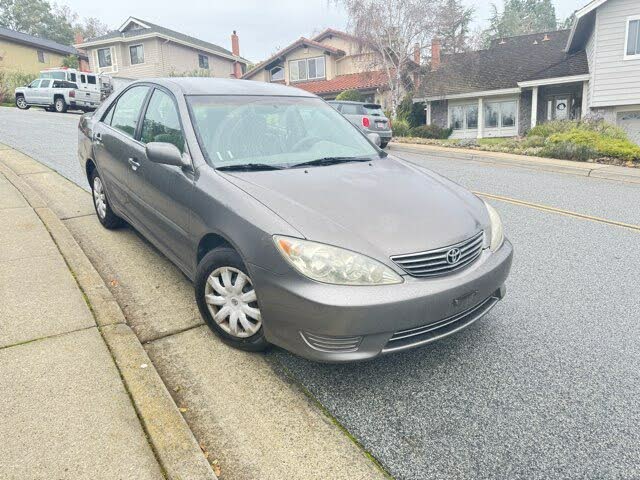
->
[61, 55, 79, 69]
[336, 89, 365, 102]
[559, 11, 577, 30]
[0, 0, 110, 45]
[332, 0, 440, 119]
[436, 0, 474, 54]
[483, 0, 558, 46]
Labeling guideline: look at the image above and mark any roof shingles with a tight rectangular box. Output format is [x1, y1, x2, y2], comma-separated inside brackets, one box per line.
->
[291, 70, 388, 95]
[422, 30, 589, 98]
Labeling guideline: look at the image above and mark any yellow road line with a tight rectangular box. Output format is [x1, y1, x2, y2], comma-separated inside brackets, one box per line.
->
[475, 191, 640, 233]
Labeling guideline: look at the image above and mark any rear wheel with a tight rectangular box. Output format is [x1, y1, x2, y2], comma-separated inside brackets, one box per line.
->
[54, 97, 67, 113]
[15, 96, 29, 110]
[90, 169, 124, 229]
[195, 248, 269, 352]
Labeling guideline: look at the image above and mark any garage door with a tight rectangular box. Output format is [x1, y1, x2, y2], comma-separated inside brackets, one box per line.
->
[617, 111, 640, 145]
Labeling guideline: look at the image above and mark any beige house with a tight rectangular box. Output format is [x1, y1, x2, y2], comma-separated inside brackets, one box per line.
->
[76, 17, 249, 84]
[243, 29, 399, 107]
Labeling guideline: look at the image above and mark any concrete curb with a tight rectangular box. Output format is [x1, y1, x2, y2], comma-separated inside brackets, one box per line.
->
[389, 142, 640, 184]
[0, 152, 217, 480]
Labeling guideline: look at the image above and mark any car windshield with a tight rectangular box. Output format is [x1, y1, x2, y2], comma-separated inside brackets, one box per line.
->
[187, 95, 380, 168]
[40, 72, 66, 80]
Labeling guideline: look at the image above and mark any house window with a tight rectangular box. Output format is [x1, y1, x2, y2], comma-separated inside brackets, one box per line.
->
[289, 56, 325, 82]
[449, 104, 478, 130]
[198, 54, 209, 69]
[625, 18, 640, 57]
[37, 50, 45, 63]
[484, 100, 517, 129]
[129, 44, 144, 65]
[270, 66, 284, 82]
[97, 48, 112, 68]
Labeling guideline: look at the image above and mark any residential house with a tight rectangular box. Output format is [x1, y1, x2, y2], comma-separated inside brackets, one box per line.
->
[76, 17, 249, 85]
[416, 0, 640, 144]
[243, 29, 405, 108]
[0, 26, 89, 75]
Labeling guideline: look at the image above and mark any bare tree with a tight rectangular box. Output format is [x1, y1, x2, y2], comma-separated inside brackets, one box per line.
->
[332, 0, 440, 119]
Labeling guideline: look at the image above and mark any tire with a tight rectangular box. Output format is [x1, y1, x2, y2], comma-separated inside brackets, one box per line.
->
[15, 96, 29, 110]
[380, 141, 389, 149]
[195, 247, 269, 352]
[90, 169, 124, 229]
[54, 97, 67, 113]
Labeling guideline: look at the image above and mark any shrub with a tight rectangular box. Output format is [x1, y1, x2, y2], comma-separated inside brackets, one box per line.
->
[548, 130, 640, 161]
[520, 135, 546, 148]
[0, 71, 37, 104]
[335, 89, 364, 102]
[409, 124, 452, 139]
[391, 119, 411, 137]
[540, 141, 598, 162]
[529, 120, 578, 138]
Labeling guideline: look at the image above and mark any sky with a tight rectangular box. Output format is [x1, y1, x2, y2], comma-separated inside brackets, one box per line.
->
[62, 0, 587, 62]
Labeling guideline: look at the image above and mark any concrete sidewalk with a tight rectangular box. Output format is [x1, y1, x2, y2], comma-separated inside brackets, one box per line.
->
[0, 169, 165, 479]
[0, 165, 219, 479]
[389, 141, 640, 184]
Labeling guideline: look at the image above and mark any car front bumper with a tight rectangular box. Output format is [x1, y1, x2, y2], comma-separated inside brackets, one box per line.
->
[249, 239, 513, 362]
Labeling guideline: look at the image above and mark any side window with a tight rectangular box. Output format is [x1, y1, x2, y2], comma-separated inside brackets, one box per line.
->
[81, 74, 86, 84]
[140, 89, 185, 153]
[28, 80, 40, 88]
[40, 79, 51, 88]
[52, 81, 61, 88]
[87, 75, 97, 85]
[341, 104, 363, 115]
[69, 72, 77, 82]
[109, 86, 150, 138]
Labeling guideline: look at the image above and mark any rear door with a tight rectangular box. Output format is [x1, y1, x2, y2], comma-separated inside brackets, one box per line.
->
[37, 79, 52, 104]
[338, 103, 365, 129]
[132, 87, 194, 268]
[93, 85, 151, 215]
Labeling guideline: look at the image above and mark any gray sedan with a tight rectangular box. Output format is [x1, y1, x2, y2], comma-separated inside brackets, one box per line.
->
[78, 78, 513, 362]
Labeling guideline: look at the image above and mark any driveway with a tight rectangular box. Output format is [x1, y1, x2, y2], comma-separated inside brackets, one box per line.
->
[2, 107, 639, 479]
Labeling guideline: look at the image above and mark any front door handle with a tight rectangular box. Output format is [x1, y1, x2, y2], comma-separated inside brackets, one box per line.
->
[94, 132, 102, 143]
[128, 158, 140, 171]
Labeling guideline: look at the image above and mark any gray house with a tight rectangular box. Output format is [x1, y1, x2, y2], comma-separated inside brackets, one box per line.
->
[417, 0, 640, 143]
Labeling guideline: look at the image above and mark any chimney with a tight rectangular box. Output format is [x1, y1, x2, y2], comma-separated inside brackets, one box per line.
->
[413, 43, 421, 65]
[74, 32, 84, 46]
[431, 38, 441, 70]
[231, 30, 240, 56]
[230, 30, 243, 79]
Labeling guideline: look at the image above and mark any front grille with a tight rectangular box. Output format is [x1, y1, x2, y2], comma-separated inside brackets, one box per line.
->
[300, 332, 362, 353]
[383, 294, 500, 353]
[391, 231, 484, 278]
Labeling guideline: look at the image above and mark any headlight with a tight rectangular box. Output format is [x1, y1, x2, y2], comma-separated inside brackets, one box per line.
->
[484, 201, 504, 251]
[274, 236, 403, 285]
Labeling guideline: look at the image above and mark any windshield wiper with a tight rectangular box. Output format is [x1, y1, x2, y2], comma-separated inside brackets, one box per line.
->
[217, 163, 284, 172]
[290, 156, 372, 169]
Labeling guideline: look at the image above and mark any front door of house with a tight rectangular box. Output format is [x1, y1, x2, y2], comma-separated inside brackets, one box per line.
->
[547, 96, 571, 121]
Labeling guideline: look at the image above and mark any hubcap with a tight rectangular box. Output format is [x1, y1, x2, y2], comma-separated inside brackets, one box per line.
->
[93, 177, 107, 219]
[56, 100, 63, 111]
[204, 266, 262, 338]
[17, 98, 26, 108]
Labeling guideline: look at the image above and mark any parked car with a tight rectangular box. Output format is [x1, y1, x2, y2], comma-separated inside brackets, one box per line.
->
[78, 78, 513, 362]
[15, 78, 101, 113]
[328, 100, 393, 148]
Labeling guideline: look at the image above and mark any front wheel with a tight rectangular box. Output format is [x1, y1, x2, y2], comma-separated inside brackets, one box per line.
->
[380, 141, 389, 149]
[195, 248, 269, 352]
[15, 96, 29, 110]
[54, 97, 67, 113]
[90, 169, 124, 229]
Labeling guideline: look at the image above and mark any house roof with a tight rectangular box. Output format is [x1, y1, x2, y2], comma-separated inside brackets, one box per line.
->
[291, 70, 389, 95]
[312, 28, 361, 43]
[242, 37, 345, 79]
[420, 29, 589, 99]
[78, 17, 248, 64]
[0, 26, 84, 57]
[566, 0, 607, 52]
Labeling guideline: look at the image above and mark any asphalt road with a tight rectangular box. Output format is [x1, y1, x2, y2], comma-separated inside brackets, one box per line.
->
[2, 107, 639, 479]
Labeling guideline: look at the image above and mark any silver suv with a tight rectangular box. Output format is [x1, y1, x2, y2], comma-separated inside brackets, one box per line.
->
[329, 101, 392, 148]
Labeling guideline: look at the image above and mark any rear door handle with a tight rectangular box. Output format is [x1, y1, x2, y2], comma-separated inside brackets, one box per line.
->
[128, 158, 140, 171]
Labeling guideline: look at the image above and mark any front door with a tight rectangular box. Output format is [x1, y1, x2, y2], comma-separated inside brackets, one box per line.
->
[131, 87, 194, 269]
[93, 85, 151, 214]
[546, 95, 571, 121]
[23, 79, 41, 103]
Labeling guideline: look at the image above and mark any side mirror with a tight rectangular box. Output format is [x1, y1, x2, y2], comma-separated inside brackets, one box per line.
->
[146, 142, 188, 168]
[367, 132, 381, 147]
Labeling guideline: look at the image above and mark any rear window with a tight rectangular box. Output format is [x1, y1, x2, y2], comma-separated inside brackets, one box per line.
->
[340, 104, 364, 115]
[363, 104, 383, 117]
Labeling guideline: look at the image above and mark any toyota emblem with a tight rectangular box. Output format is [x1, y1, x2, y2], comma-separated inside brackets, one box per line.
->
[446, 248, 462, 265]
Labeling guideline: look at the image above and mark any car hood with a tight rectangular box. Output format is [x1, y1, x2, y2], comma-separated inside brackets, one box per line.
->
[221, 156, 489, 260]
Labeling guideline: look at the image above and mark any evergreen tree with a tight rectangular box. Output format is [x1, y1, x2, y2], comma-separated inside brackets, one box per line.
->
[436, 0, 475, 54]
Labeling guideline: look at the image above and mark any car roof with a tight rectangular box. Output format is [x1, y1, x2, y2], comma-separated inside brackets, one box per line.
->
[135, 77, 318, 98]
[328, 100, 382, 107]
